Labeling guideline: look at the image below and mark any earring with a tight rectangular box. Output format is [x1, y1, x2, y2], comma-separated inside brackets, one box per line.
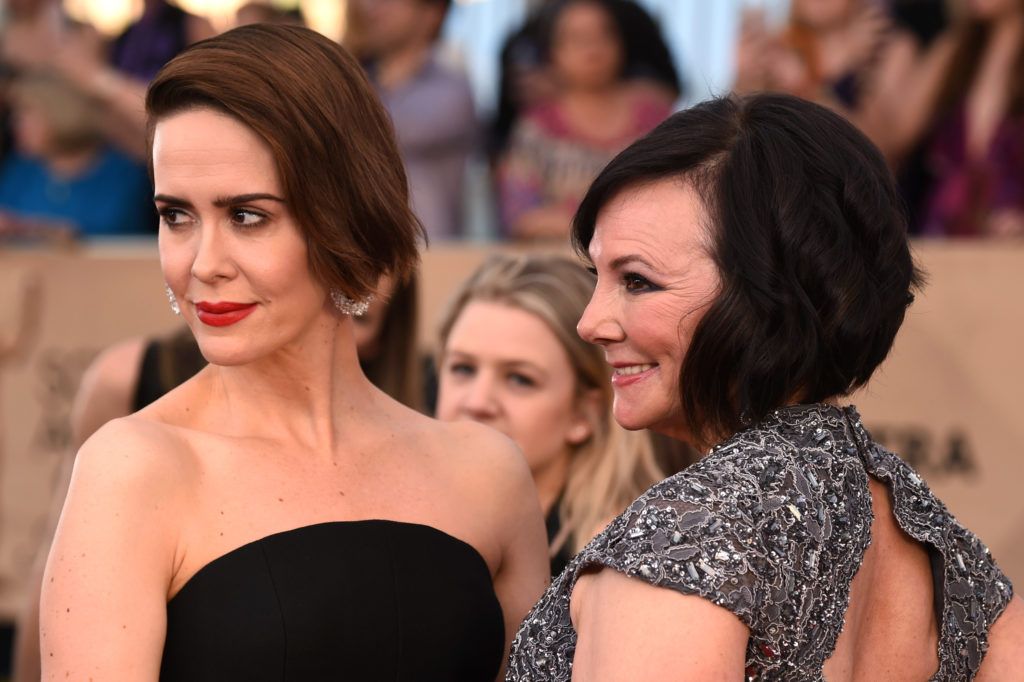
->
[165, 284, 181, 316]
[330, 289, 373, 316]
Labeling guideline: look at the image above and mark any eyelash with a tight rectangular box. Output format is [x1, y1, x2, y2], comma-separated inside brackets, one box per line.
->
[157, 207, 268, 230]
[446, 362, 537, 389]
[158, 207, 192, 229]
[231, 208, 268, 228]
[623, 272, 658, 293]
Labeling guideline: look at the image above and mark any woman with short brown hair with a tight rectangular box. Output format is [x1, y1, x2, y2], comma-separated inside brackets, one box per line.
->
[40, 24, 548, 680]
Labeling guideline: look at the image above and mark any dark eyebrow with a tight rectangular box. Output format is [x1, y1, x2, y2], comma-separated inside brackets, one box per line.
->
[153, 194, 192, 207]
[213, 193, 285, 207]
[152, 193, 285, 208]
[610, 254, 655, 270]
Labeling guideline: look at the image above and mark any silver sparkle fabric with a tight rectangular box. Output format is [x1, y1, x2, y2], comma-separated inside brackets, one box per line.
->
[507, 404, 1013, 681]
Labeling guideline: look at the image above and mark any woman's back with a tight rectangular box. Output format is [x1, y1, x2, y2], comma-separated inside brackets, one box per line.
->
[510, 404, 1015, 680]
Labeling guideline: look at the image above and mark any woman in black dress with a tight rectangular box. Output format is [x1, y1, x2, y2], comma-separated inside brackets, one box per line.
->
[41, 24, 549, 680]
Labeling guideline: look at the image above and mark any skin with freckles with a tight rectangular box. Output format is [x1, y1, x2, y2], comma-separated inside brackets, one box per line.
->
[39, 108, 549, 681]
[576, 179, 720, 444]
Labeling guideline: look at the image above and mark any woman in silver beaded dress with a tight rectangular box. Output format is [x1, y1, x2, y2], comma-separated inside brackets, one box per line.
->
[506, 93, 1023, 681]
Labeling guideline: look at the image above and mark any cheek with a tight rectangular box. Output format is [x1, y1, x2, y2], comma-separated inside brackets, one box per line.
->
[433, 379, 462, 420]
[158, 236, 193, 289]
[511, 387, 578, 448]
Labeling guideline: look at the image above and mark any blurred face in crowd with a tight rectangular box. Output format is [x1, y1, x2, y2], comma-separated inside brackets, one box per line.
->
[791, 0, 855, 29]
[437, 300, 593, 479]
[551, 1, 624, 91]
[11, 98, 54, 157]
[577, 180, 720, 441]
[154, 108, 330, 366]
[353, 0, 444, 57]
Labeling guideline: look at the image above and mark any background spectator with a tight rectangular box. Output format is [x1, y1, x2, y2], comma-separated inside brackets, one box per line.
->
[733, 0, 920, 151]
[436, 254, 664, 575]
[886, 0, 1024, 237]
[496, 0, 672, 241]
[490, 0, 680, 160]
[0, 72, 154, 240]
[109, 0, 215, 83]
[349, 0, 477, 241]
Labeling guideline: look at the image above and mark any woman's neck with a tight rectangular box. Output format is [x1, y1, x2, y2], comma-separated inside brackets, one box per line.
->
[196, 314, 380, 455]
[532, 450, 573, 517]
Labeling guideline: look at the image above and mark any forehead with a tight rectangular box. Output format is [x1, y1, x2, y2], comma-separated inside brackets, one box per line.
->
[448, 301, 570, 368]
[151, 108, 280, 192]
[589, 179, 709, 268]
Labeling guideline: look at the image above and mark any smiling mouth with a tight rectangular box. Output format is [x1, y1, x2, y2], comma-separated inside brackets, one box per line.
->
[614, 363, 657, 376]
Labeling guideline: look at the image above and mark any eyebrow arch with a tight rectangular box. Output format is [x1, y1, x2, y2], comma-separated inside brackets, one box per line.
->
[152, 193, 285, 208]
[610, 254, 655, 270]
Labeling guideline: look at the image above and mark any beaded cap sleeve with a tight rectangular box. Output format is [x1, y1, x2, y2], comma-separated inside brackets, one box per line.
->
[506, 404, 1013, 681]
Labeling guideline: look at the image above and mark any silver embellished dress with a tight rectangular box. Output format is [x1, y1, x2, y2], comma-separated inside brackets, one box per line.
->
[507, 404, 1013, 681]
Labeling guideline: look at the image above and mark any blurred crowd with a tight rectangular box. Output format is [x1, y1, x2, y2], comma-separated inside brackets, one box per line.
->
[0, 0, 1021, 243]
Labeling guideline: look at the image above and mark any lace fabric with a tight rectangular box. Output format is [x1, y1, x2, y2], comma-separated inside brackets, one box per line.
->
[507, 404, 1013, 681]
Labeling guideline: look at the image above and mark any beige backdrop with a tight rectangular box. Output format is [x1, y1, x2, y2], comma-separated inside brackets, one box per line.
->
[0, 240, 1020, 621]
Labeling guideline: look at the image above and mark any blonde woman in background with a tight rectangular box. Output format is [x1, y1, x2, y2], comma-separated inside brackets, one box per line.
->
[436, 254, 664, 574]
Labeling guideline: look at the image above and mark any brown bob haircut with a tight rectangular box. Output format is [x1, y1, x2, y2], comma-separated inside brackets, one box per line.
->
[573, 93, 924, 447]
[145, 24, 423, 300]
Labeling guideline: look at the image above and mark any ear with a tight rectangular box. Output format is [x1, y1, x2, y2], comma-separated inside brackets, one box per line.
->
[566, 388, 603, 446]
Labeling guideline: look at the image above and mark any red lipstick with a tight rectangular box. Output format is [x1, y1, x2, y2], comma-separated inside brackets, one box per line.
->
[195, 301, 257, 327]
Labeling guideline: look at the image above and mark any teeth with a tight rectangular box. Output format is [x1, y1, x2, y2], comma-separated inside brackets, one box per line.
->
[615, 364, 655, 376]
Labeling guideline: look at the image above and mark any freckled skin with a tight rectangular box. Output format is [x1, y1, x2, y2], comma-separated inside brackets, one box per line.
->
[40, 107, 550, 680]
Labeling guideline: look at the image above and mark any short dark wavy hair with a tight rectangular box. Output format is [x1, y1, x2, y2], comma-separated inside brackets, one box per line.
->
[572, 93, 924, 446]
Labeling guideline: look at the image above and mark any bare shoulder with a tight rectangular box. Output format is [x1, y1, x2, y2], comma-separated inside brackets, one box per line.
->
[431, 419, 533, 495]
[571, 567, 748, 679]
[71, 413, 197, 502]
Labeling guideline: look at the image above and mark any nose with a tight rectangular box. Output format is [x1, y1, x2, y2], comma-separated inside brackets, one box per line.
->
[460, 371, 501, 421]
[190, 222, 236, 284]
[577, 286, 623, 346]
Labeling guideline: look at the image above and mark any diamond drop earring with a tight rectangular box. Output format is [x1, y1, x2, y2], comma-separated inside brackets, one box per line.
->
[164, 284, 181, 316]
[330, 289, 372, 316]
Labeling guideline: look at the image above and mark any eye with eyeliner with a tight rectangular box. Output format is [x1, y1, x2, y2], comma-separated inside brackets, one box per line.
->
[157, 206, 193, 229]
[622, 272, 660, 293]
[230, 207, 269, 228]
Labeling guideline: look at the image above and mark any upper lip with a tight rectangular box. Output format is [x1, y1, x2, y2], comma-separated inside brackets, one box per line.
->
[608, 361, 657, 368]
[195, 301, 256, 313]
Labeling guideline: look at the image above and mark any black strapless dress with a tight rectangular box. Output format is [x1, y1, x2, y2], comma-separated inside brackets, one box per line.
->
[160, 520, 504, 681]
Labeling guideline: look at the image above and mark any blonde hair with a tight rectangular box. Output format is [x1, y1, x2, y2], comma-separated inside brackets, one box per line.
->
[438, 253, 664, 555]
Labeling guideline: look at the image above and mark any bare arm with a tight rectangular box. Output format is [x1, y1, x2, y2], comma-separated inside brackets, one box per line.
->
[12, 338, 147, 681]
[40, 419, 185, 681]
[977, 595, 1024, 681]
[477, 429, 550, 679]
[871, 33, 958, 162]
[570, 568, 749, 680]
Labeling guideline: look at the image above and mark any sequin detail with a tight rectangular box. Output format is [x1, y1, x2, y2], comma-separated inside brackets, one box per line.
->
[506, 404, 1013, 681]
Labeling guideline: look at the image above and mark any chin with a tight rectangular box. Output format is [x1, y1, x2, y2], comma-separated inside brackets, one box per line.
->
[611, 399, 657, 432]
[193, 337, 262, 367]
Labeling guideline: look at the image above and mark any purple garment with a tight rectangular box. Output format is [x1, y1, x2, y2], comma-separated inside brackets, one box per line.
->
[371, 53, 477, 241]
[920, 106, 1024, 237]
[110, 2, 188, 82]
